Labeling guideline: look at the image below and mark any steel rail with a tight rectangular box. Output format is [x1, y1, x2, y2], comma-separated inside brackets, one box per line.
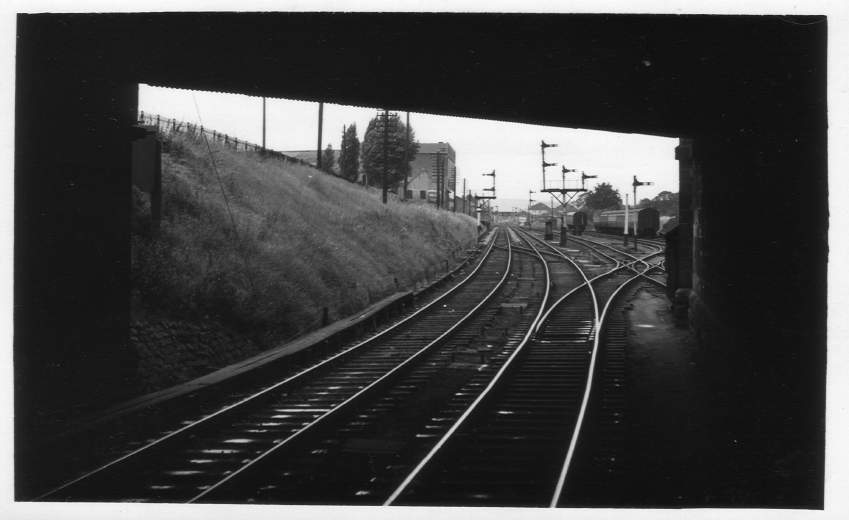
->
[577, 232, 665, 260]
[383, 227, 551, 506]
[37, 230, 502, 501]
[520, 229, 622, 507]
[549, 270, 649, 506]
[571, 239, 665, 290]
[191, 228, 517, 502]
[584, 230, 666, 250]
[384, 227, 663, 507]
[527, 228, 623, 270]
[575, 233, 663, 258]
[516, 228, 600, 333]
[517, 229, 661, 506]
[522, 228, 660, 294]
[562, 234, 666, 288]
[562, 233, 649, 267]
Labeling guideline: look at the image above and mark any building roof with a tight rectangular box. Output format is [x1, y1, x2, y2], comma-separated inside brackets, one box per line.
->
[416, 142, 455, 156]
[529, 202, 552, 211]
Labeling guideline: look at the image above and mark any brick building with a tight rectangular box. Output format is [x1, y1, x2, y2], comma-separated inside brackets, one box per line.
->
[404, 142, 456, 207]
[528, 201, 553, 218]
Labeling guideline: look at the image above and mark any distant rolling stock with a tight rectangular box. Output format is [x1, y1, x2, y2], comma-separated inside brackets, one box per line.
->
[593, 208, 660, 237]
[565, 211, 588, 235]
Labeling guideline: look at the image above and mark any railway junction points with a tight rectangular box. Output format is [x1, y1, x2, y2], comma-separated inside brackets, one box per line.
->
[12, 11, 829, 513]
[25, 227, 719, 507]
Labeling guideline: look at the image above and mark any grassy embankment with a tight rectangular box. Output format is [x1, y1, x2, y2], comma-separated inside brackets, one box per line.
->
[132, 131, 477, 352]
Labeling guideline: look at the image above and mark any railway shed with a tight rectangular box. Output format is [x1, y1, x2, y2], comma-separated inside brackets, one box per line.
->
[15, 13, 827, 506]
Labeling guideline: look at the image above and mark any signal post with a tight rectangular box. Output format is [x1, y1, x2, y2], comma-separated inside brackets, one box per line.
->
[476, 170, 496, 229]
[539, 140, 595, 247]
[632, 175, 653, 250]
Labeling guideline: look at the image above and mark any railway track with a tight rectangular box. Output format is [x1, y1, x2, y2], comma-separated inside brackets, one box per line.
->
[540, 228, 666, 289]
[40, 223, 671, 506]
[543, 232, 667, 507]
[583, 230, 666, 252]
[39, 227, 552, 504]
[564, 233, 667, 288]
[540, 231, 669, 506]
[195, 227, 549, 504]
[26, 229, 499, 498]
[556, 282, 670, 507]
[384, 227, 666, 507]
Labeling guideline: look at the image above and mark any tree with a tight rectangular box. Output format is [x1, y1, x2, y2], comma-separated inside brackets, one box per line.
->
[585, 182, 622, 210]
[651, 190, 679, 215]
[639, 197, 652, 208]
[573, 192, 589, 210]
[360, 113, 419, 193]
[321, 144, 336, 175]
[338, 124, 360, 182]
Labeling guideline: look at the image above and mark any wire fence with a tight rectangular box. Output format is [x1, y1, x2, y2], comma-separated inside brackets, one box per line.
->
[139, 112, 479, 216]
[138, 112, 315, 168]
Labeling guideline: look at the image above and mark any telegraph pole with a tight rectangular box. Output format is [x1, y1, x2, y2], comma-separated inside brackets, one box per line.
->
[434, 149, 443, 209]
[403, 111, 410, 200]
[381, 108, 390, 204]
[462, 178, 467, 215]
[316, 101, 324, 169]
[452, 166, 457, 212]
[261, 97, 266, 151]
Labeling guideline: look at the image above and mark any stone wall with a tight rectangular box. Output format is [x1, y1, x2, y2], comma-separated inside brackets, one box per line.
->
[130, 320, 263, 394]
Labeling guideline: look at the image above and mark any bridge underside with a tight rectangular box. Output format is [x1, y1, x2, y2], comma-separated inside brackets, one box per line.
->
[15, 13, 827, 505]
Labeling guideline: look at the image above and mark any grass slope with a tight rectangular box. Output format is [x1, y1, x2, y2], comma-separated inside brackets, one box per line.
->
[132, 131, 477, 348]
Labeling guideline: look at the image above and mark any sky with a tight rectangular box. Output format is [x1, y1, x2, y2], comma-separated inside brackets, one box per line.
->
[139, 85, 679, 210]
